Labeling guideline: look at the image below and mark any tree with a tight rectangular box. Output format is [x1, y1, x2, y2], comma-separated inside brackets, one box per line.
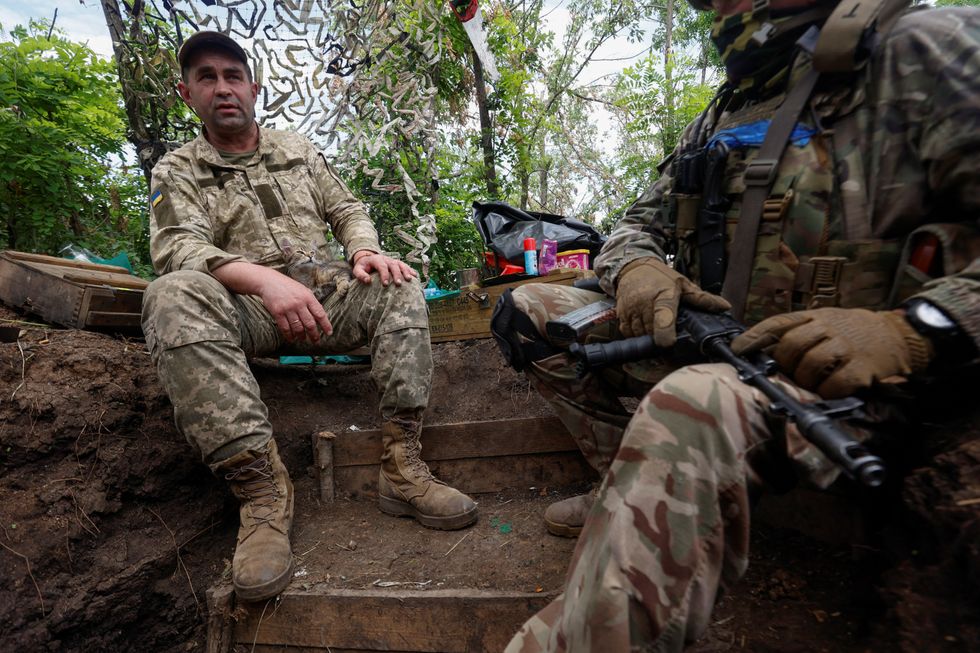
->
[0, 20, 147, 263]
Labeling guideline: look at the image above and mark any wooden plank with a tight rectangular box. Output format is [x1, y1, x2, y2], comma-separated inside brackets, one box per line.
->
[205, 585, 235, 653]
[334, 451, 596, 499]
[427, 269, 591, 343]
[230, 588, 556, 652]
[63, 272, 149, 290]
[4, 250, 132, 274]
[84, 311, 144, 328]
[312, 430, 336, 502]
[332, 416, 575, 467]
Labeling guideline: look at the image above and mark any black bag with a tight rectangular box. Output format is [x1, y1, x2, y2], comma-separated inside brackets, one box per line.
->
[472, 201, 606, 267]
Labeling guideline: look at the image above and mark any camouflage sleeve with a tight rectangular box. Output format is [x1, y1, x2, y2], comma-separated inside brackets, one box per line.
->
[148, 159, 244, 275]
[593, 112, 711, 296]
[593, 174, 673, 296]
[879, 9, 980, 355]
[913, 259, 980, 356]
[310, 151, 381, 257]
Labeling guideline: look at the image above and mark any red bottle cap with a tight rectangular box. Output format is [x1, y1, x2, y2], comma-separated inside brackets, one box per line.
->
[523, 237, 536, 251]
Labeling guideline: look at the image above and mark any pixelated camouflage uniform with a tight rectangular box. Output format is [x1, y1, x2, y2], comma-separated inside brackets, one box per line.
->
[142, 128, 431, 462]
[505, 7, 980, 652]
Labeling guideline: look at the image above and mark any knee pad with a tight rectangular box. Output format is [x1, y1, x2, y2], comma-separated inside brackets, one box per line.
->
[490, 289, 557, 371]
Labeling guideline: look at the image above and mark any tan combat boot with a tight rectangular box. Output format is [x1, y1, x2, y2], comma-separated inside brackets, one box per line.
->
[544, 486, 599, 537]
[210, 439, 294, 601]
[377, 419, 478, 530]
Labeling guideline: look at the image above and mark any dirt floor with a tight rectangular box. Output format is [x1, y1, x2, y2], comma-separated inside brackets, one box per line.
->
[0, 304, 978, 652]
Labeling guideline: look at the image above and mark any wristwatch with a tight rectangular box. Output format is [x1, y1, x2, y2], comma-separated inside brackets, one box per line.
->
[902, 298, 971, 363]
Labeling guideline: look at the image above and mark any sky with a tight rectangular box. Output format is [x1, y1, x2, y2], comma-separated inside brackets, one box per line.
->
[0, 0, 115, 57]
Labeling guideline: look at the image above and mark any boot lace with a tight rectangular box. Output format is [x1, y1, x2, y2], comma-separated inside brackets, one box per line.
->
[401, 436, 434, 481]
[225, 457, 280, 526]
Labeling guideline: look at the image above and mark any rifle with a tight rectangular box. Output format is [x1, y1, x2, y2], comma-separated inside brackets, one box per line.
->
[545, 296, 886, 488]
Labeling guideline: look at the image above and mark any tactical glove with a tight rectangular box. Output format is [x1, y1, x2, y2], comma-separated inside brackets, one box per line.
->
[615, 257, 731, 347]
[730, 308, 934, 398]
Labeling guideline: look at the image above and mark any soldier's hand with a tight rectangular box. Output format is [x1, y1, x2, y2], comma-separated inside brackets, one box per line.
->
[259, 273, 334, 343]
[351, 251, 418, 286]
[615, 257, 731, 347]
[731, 307, 934, 398]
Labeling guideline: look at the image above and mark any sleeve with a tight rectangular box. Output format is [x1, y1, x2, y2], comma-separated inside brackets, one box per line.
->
[883, 9, 980, 355]
[148, 159, 244, 275]
[593, 174, 673, 297]
[311, 151, 382, 257]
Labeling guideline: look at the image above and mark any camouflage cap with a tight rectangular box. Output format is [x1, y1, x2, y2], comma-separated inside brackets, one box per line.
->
[177, 31, 250, 72]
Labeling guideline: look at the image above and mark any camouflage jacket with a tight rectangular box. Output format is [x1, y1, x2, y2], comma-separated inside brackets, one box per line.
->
[148, 127, 380, 276]
[595, 7, 980, 353]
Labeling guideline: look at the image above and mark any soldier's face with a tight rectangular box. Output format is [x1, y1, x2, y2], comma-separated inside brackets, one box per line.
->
[178, 50, 258, 137]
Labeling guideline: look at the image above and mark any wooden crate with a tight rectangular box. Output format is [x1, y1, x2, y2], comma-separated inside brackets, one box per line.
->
[427, 269, 592, 343]
[0, 251, 148, 331]
[313, 416, 596, 501]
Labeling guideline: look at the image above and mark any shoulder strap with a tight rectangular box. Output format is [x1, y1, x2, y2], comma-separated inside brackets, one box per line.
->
[813, 0, 912, 73]
[721, 68, 821, 320]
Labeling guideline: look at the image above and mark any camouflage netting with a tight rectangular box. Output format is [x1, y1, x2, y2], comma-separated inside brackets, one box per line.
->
[105, 0, 449, 274]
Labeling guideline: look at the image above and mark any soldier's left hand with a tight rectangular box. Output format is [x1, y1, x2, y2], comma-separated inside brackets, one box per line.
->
[730, 307, 934, 398]
[351, 251, 418, 286]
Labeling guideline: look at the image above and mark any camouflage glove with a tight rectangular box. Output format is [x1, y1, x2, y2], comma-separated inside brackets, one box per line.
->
[615, 257, 731, 347]
[730, 308, 935, 398]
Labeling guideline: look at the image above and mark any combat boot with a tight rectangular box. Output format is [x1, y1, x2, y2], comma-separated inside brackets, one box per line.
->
[377, 419, 478, 530]
[210, 439, 294, 601]
[544, 486, 599, 537]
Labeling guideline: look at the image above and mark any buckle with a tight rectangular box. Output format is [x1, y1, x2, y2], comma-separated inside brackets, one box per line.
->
[808, 256, 846, 294]
[762, 190, 794, 221]
[743, 159, 778, 187]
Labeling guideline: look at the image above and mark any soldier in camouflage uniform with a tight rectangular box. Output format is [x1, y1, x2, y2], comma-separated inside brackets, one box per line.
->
[494, 0, 980, 649]
[141, 31, 477, 603]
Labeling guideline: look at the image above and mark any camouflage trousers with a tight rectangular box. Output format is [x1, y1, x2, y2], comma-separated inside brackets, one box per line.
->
[503, 283, 858, 652]
[141, 270, 432, 463]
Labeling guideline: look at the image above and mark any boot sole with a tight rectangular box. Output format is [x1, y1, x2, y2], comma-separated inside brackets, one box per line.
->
[545, 518, 582, 538]
[234, 558, 295, 602]
[378, 495, 478, 530]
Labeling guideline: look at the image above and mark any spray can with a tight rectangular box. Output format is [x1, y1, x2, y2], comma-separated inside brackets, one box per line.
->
[523, 237, 538, 275]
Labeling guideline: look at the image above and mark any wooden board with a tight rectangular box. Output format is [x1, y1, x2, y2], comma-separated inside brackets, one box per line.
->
[227, 588, 557, 653]
[427, 269, 592, 342]
[0, 250, 147, 331]
[318, 416, 596, 500]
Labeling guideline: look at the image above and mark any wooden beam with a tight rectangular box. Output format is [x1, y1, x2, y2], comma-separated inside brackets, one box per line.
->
[334, 450, 596, 499]
[230, 588, 556, 652]
[331, 416, 576, 466]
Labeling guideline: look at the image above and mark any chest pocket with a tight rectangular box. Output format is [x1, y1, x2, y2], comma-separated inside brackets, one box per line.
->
[200, 171, 280, 265]
[269, 161, 328, 247]
[723, 135, 835, 323]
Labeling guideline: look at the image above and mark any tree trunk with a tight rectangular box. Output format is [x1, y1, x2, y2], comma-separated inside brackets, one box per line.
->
[471, 50, 500, 198]
[99, 0, 162, 184]
[538, 137, 549, 212]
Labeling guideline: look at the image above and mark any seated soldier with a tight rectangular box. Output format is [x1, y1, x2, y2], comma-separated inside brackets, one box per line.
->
[142, 31, 477, 603]
[492, 0, 980, 649]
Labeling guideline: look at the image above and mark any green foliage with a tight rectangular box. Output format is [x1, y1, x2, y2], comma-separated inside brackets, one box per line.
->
[0, 21, 151, 275]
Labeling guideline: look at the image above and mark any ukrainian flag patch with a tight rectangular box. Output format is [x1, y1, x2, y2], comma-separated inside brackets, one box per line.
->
[151, 190, 164, 207]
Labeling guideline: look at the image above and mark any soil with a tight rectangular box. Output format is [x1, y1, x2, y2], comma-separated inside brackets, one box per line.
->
[0, 304, 977, 653]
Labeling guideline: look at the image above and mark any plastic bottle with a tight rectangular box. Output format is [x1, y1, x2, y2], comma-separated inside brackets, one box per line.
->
[523, 237, 538, 275]
[539, 239, 558, 275]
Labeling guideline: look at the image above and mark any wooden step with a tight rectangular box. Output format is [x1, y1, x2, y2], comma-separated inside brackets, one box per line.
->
[313, 416, 597, 501]
[206, 486, 585, 653]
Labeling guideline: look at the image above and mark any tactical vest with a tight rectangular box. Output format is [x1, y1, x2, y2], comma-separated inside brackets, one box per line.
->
[663, 0, 972, 325]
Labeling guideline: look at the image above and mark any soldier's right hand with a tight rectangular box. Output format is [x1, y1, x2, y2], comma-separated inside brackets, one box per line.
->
[615, 257, 731, 347]
[260, 275, 334, 343]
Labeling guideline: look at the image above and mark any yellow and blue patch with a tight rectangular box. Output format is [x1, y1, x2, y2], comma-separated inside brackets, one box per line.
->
[151, 189, 164, 207]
